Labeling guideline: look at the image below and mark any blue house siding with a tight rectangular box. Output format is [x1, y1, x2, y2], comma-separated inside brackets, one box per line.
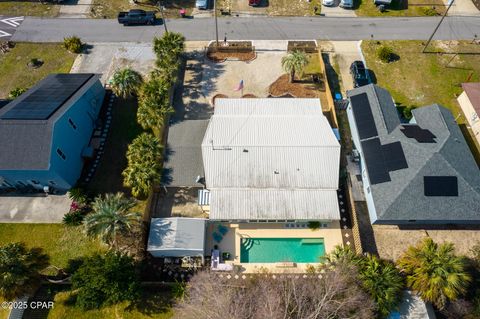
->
[49, 80, 104, 189]
[0, 76, 104, 193]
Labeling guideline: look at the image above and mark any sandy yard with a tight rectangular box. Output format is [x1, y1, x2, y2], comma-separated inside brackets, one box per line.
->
[201, 40, 287, 101]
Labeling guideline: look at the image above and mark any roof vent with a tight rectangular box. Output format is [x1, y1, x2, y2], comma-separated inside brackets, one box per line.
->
[243, 149, 248, 153]
[274, 170, 279, 175]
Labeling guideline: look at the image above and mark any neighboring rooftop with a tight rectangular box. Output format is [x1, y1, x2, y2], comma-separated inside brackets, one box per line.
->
[0, 73, 100, 170]
[147, 217, 206, 257]
[462, 82, 480, 113]
[347, 84, 480, 224]
[202, 98, 341, 221]
[162, 120, 209, 187]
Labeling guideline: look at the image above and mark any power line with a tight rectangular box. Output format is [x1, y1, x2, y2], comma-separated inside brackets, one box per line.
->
[422, 0, 455, 53]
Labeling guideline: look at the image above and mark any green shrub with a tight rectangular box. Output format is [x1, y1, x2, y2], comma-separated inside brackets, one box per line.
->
[403, 106, 415, 120]
[71, 252, 140, 310]
[62, 210, 85, 227]
[376, 45, 396, 63]
[420, 6, 438, 16]
[8, 87, 27, 99]
[68, 187, 88, 205]
[63, 36, 83, 53]
[308, 221, 321, 230]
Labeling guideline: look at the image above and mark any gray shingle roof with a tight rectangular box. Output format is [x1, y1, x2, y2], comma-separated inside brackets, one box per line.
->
[347, 84, 480, 224]
[0, 74, 100, 170]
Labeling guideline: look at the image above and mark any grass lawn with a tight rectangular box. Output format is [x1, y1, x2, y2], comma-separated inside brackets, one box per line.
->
[0, 224, 105, 273]
[90, 0, 195, 19]
[47, 286, 174, 319]
[0, 2, 59, 17]
[355, 0, 445, 16]
[0, 43, 76, 99]
[267, 0, 321, 15]
[361, 40, 480, 162]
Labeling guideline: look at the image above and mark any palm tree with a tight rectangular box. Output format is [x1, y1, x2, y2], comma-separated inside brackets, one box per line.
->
[397, 238, 471, 310]
[359, 254, 404, 318]
[122, 161, 162, 198]
[0, 242, 49, 300]
[122, 133, 163, 198]
[110, 68, 143, 99]
[281, 50, 309, 83]
[126, 132, 163, 163]
[321, 245, 362, 266]
[137, 77, 174, 134]
[84, 193, 141, 249]
[153, 32, 185, 63]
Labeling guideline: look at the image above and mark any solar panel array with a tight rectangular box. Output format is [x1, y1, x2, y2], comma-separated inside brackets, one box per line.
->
[400, 125, 436, 143]
[0, 74, 93, 120]
[350, 93, 378, 140]
[361, 138, 408, 185]
[424, 176, 458, 196]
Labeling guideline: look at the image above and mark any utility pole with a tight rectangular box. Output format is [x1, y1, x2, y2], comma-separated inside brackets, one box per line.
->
[214, 0, 219, 46]
[158, 1, 168, 33]
[422, 0, 455, 53]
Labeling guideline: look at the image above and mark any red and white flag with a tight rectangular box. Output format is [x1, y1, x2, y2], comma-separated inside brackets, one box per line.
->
[234, 80, 244, 91]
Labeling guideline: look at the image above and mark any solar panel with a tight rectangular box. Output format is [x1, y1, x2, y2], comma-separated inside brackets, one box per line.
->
[0, 74, 94, 120]
[350, 93, 378, 140]
[382, 141, 408, 171]
[361, 138, 390, 185]
[424, 176, 458, 196]
[362, 139, 409, 185]
[400, 125, 436, 143]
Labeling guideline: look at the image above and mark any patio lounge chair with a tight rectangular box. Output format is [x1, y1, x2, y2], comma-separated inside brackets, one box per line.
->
[213, 232, 223, 243]
[218, 224, 229, 236]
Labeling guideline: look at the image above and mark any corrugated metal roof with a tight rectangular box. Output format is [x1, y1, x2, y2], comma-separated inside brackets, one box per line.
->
[147, 217, 206, 257]
[202, 98, 341, 221]
[209, 189, 339, 220]
[202, 99, 340, 188]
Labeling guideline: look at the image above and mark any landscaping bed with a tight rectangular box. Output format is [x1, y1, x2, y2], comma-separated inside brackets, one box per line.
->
[206, 42, 256, 62]
[361, 40, 480, 162]
[269, 74, 320, 98]
[0, 43, 76, 99]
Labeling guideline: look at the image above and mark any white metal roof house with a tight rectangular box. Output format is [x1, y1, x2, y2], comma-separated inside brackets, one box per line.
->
[201, 98, 341, 222]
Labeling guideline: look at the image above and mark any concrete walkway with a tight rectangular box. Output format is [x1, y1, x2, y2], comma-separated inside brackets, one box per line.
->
[59, 0, 93, 18]
[444, 0, 480, 16]
[0, 195, 71, 223]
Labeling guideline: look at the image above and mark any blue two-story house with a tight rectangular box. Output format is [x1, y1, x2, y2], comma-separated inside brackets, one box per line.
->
[0, 73, 105, 193]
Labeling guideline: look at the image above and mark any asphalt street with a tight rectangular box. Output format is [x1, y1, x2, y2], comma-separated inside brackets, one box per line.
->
[0, 16, 24, 41]
[12, 16, 480, 42]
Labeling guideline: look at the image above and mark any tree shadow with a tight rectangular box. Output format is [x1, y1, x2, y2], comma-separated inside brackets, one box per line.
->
[128, 286, 174, 315]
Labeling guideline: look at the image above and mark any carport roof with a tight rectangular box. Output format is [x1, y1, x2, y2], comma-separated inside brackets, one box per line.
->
[147, 217, 206, 257]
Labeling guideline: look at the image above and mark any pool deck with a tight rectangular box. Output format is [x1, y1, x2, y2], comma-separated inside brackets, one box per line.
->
[206, 222, 343, 273]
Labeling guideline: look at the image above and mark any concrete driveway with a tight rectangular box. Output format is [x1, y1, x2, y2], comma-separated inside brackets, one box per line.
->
[329, 41, 363, 93]
[444, 0, 480, 15]
[0, 195, 71, 223]
[321, 1, 356, 16]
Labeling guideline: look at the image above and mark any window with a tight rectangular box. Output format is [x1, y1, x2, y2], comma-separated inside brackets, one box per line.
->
[68, 118, 77, 130]
[56, 148, 66, 160]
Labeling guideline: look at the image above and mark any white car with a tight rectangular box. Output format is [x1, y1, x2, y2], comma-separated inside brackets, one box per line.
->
[322, 0, 336, 6]
[339, 0, 353, 8]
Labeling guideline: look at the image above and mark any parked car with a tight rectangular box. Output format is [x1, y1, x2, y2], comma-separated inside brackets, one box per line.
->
[196, 0, 209, 9]
[374, 0, 391, 4]
[322, 0, 336, 6]
[339, 0, 353, 8]
[249, 0, 261, 6]
[349, 61, 370, 88]
[117, 9, 156, 26]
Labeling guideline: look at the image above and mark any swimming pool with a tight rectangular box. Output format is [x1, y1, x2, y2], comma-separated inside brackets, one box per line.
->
[240, 237, 325, 263]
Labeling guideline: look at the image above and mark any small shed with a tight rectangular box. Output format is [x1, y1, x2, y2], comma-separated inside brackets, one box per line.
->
[147, 217, 207, 258]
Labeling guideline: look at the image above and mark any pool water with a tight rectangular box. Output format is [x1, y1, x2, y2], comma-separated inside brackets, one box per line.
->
[240, 237, 325, 263]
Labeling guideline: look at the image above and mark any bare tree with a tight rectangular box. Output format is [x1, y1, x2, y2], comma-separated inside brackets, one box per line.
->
[174, 264, 375, 319]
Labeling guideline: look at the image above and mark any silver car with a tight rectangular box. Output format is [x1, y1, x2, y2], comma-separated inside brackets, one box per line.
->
[339, 0, 353, 8]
